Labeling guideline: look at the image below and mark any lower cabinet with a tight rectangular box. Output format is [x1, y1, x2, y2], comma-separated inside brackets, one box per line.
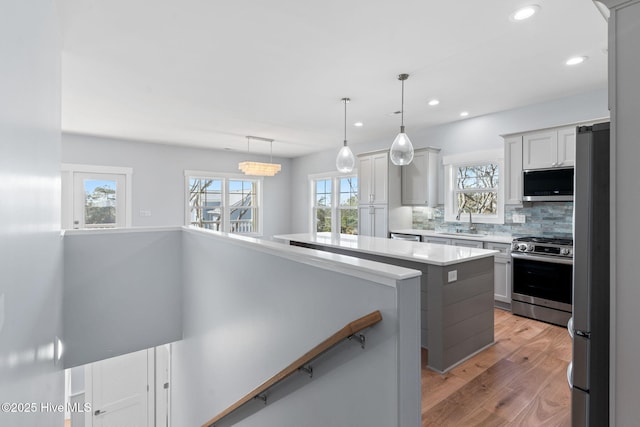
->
[450, 238, 484, 249]
[484, 242, 512, 307]
[421, 236, 450, 245]
[358, 205, 388, 237]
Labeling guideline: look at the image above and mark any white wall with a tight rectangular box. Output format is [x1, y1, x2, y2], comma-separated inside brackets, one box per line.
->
[172, 229, 421, 427]
[61, 133, 293, 237]
[289, 89, 609, 232]
[0, 2, 64, 425]
[63, 228, 183, 368]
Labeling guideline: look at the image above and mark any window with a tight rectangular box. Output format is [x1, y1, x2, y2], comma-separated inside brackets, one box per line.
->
[61, 164, 133, 229]
[443, 151, 504, 224]
[186, 172, 262, 235]
[311, 173, 358, 235]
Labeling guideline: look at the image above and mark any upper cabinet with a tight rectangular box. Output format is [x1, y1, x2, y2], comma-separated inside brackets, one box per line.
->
[522, 127, 576, 170]
[504, 135, 524, 205]
[556, 127, 576, 167]
[401, 147, 440, 206]
[357, 150, 407, 237]
[358, 151, 389, 205]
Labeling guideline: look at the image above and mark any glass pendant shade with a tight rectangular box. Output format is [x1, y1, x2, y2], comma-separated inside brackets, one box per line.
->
[336, 143, 355, 173]
[336, 97, 355, 173]
[390, 73, 414, 166]
[390, 127, 414, 165]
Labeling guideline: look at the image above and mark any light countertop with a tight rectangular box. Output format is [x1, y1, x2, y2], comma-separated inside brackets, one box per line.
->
[390, 229, 513, 244]
[273, 233, 498, 266]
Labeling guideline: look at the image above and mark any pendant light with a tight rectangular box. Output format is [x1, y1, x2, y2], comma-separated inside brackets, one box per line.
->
[336, 97, 356, 173]
[389, 73, 414, 166]
[238, 136, 282, 176]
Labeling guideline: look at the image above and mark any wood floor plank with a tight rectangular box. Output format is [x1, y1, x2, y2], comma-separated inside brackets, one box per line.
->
[422, 309, 572, 427]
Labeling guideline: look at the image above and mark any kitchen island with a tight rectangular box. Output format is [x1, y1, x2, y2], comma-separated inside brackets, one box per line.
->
[273, 233, 498, 373]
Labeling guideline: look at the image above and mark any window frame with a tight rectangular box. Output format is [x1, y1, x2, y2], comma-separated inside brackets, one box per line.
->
[185, 170, 263, 236]
[443, 150, 504, 225]
[309, 171, 358, 235]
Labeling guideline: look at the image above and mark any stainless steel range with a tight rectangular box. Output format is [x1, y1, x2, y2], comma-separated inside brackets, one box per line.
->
[510, 236, 573, 327]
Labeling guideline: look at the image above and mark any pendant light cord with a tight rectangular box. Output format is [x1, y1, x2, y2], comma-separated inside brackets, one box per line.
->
[245, 135, 275, 161]
[401, 78, 405, 129]
[344, 98, 348, 146]
[398, 73, 409, 133]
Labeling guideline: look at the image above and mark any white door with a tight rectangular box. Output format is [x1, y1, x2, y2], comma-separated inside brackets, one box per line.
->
[73, 172, 126, 229]
[91, 349, 149, 427]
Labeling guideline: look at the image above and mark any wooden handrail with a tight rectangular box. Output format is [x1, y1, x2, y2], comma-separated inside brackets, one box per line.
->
[201, 310, 383, 427]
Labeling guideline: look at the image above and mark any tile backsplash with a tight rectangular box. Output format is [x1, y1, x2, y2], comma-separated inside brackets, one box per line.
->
[412, 202, 573, 239]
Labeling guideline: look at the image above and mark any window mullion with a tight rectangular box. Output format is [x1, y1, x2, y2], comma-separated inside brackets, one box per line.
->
[332, 177, 339, 234]
[223, 178, 230, 232]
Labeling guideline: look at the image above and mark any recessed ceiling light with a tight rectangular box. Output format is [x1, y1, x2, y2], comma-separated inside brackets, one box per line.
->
[428, 99, 440, 106]
[460, 111, 469, 117]
[566, 56, 587, 66]
[354, 122, 363, 127]
[510, 5, 540, 21]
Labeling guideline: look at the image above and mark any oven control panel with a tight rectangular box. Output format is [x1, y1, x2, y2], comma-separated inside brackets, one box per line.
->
[511, 237, 573, 258]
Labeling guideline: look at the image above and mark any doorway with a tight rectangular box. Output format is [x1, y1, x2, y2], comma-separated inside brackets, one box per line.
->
[61, 164, 132, 229]
[65, 345, 171, 427]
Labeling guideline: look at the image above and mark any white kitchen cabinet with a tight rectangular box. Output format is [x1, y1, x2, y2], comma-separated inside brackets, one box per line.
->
[556, 127, 576, 167]
[357, 150, 407, 237]
[504, 135, 523, 205]
[358, 151, 389, 205]
[522, 126, 575, 170]
[421, 236, 484, 248]
[358, 205, 388, 238]
[450, 238, 484, 249]
[401, 147, 440, 206]
[485, 242, 512, 305]
[421, 236, 450, 245]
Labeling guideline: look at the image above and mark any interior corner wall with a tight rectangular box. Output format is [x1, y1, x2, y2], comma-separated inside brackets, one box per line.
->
[61, 134, 292, 237]
[0, 1, 63, 426]
[289, 88, 609, 233]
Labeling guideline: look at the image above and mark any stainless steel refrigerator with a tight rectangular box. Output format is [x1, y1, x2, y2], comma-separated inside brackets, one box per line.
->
[571, 122, 610, 426]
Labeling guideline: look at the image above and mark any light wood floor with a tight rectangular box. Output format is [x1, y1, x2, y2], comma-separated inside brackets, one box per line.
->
[422, 308, 572, 427]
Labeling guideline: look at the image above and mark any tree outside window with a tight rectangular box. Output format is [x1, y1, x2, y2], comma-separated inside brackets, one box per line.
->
[311, 174, 358, 235]
[455, 164, 499, 215]
[84, 180, 117, 227]
[338, 177, 358, 234]
[443, 151, 504, 224]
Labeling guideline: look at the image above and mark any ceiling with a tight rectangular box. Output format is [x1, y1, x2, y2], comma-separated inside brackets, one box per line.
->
[57, 0, 607, 158]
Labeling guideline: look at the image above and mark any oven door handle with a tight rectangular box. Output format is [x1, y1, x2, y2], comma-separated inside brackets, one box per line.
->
[510, 252, 574, 265]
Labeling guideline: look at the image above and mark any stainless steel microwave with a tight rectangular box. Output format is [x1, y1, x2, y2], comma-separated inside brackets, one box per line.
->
[522, 167, 574, 202]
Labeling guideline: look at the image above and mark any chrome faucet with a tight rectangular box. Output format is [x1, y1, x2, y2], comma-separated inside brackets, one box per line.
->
[455, 208, 463, 221]
[468, 212, 477, 232]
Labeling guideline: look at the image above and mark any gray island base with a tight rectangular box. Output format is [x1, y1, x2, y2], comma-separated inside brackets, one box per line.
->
[275, 233, 496, 373]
